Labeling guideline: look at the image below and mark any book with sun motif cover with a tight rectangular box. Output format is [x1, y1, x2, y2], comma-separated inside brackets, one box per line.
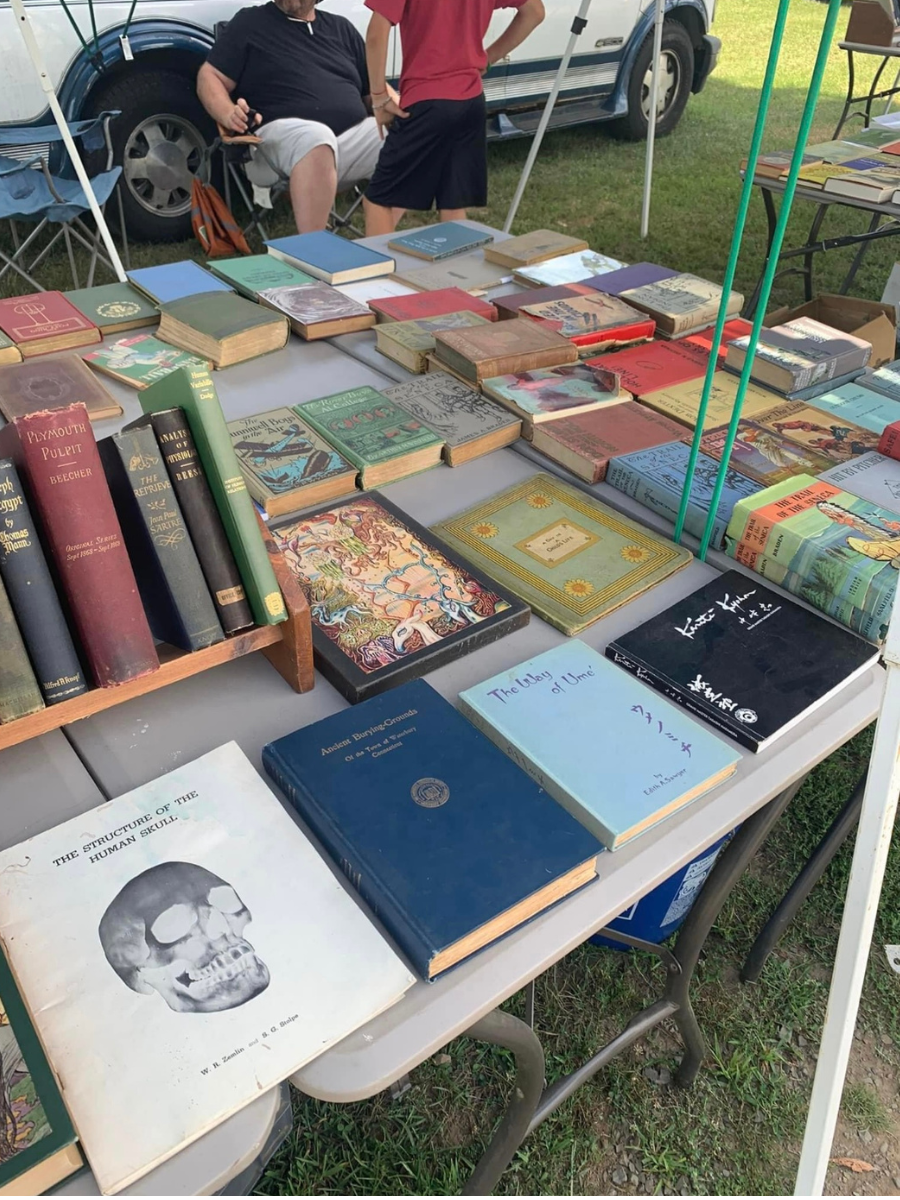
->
[432, 473, 692, 635]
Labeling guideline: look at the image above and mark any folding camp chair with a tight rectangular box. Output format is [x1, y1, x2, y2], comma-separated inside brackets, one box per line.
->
[0, 111, 128, 291]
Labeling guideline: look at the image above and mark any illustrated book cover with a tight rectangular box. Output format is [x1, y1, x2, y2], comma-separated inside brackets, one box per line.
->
[818, 450, 900, 511]
[529, 401, 687, 484]
[518, 292, 656, 348]
[808, 381, 900, 433]
[383, 372, 521, 465]
[263, 680, 601, 978]
[375, 311, 490, 373]
[724, 316, 873, 394]
[607, 570, 879, 751]
[368, 286, 497, 324]
[0, 353, 122, 423]
[156, 291, 290, 368]
[0, 292, 100, 357]
[258, 282, 375, 339]
[484, 229, 589, 269]
[0, 743, 414, 1195]
[207, 254, 315, 298]
[638, 373, 783, 432]
[699, 419, 834, 485]
[619, 274, 744, 338]
[265, 231, 394, 284]
[387, 222, 493, 260]
[481, 362, 625, 434]
[64, 282, 159, 334]
[585, 338, 712, 397]
[458, 641, 739, 849]
[82, 334, 211, 390]
[513, 250, 626, 288]
[493, 284, 594, 320]
[270, 493, 529, 702]
[432, 472, 692, 635]
[126, 260, 232, 305]
[434, 319, 578, 383]
[743, 400, 880, 465]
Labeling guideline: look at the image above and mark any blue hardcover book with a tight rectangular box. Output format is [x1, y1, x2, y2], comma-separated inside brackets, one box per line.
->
[860, 359, 900, 403]
[459, 643, 740, 850]
[262, 679, 602, 980]
[806, 381, 900, 434]
[265, 231, 394, 285]
[126, 260, 232, 305]
[786, 367, 866, 402]
[388, 222, 494, 262]
[606, 441, 760, 550]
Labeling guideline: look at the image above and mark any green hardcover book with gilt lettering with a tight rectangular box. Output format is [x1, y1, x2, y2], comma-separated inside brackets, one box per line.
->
[64, 282, 159, 334]
[0, 571, 44, 722]
[433, 472, 692, 635]
[207, 254, 316, 298]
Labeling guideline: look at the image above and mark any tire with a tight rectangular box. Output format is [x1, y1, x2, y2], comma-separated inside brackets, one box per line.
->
[610, 22, 695, 142]
[86, 70, 215, 243]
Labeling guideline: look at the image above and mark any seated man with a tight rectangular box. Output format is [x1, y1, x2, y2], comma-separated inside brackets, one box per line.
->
[197, 0, 403, 234]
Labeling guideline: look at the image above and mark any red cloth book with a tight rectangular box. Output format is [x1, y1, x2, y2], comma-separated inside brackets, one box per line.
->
[369, 288, 497, 324]
[878, 421, 900, 460]
[586, 338, 715, 398]
[0, 292, 100, 357]
[685, 317, 754, 359]
[493, 284, 594, 320]
[530, 400, 687, 484]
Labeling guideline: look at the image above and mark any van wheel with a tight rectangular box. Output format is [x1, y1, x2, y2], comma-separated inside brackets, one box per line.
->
[610, 22, 694, 142]
[87, 70, 214, 242]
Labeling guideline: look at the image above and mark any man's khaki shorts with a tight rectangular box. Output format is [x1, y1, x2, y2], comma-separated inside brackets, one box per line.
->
[245, 116, 382, 190]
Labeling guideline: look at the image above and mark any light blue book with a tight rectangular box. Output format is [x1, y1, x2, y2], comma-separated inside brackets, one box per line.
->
[265, 231, 394, 284]
[388, 223, 493, 262]
[458, 642, 740, 850]
[808, 381, 900, 433]
[819, 451, 900, 512]
[860, 360, 900, 404]
[126, 260, 232, 305]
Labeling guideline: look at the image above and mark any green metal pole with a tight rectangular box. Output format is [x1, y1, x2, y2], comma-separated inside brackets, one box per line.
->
[673, 0, 792, 545]
[695, 0, 843, 561]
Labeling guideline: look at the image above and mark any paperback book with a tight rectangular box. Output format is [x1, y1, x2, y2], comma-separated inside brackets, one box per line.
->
[259, 282, 375, 339]
[484, 229, 588, 269]
[387, 222, 493, 260]
[83, 334, 211, 390]
[0, 292, 100, 357]
[619, 274, 744, 338]
[481, 362, 625, 435]
[127, 260, 232, 305]
[0, 353, 122, 422]
[384, 372, 521, 465]
[529, 401, 687, 484]
[265, 231, 394, 284]
[513, 250, 626, 288]
[375, 311, 490, 373]
[65, 281, 159, 334]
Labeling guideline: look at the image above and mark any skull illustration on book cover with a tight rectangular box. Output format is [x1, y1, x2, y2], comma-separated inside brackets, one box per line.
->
[98, 862, 270, 1013]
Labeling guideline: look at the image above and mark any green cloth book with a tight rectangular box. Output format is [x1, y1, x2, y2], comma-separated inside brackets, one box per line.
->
[0, 571, 44, 723]
[208, 254, 316, 298]
[64, 282, 159, 334]
[297, 387, 444, 488]
[0, 330, 21, 365]
[140, 366, 287, 626]
[433, 472, 693, 635]
[156, 292, 289, 368]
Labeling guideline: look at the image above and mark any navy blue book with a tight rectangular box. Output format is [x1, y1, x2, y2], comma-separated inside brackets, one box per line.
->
[263, 679, 602, 979]
[266, 231, 394, 285]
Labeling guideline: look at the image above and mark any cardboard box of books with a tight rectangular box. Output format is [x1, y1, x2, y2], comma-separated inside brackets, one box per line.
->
[765, 293, 896, 368]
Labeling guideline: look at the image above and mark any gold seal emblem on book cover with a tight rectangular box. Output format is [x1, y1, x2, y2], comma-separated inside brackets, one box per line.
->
[410, 778, 450, 808]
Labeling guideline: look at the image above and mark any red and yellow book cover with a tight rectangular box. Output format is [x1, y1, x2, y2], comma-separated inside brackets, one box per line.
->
[735, 479, 842, 567]
[369, 288, 497, 324]
[0, 292, 100, 354]
[685, 317, 754, 359]
[878, 420, 900, 460]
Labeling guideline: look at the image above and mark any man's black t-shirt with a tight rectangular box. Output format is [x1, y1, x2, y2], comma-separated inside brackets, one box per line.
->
[207, 3, 370, 136]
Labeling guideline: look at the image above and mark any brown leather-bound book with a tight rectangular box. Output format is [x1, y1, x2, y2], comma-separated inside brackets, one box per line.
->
[433, 318, 577, 383]
[0, 403, 159, 688]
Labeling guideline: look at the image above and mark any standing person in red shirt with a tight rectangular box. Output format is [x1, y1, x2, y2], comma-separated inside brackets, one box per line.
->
[363, 0, 545, 235]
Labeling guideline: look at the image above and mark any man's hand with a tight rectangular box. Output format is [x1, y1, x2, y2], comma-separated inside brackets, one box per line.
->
[372, 86, 408, 140]
[224, 97, 262, 135]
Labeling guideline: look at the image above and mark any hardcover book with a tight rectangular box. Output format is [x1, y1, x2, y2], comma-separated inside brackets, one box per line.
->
[0, 743, 414, 1195]
[493, 284, 594, 320]
[265, 231, 394, 284]
[458, 642, 738, 849]
[639, 373, 783, 432]
[530, 401, 687, 484]
[270, 493, 529, 702]
[747, 400, 880, 464]
[434, 319, 578, 382]
[395, 257, 511, 294]
[581, 261, 679, 296]
[484, 229, 589, 269]
[375, 311, 490, 373]
[433, 473, 692, 636]
[65, 281, 160, 334]
[207, 253, 316, 297]
[519, 292, 656, 348]
[258, 282, 375, 339]
[228, 407, 357, 518]
[0, 353, 122, 423]
[297, 386, 443, 488]
[0, 572, 44, 723]
[699, 420, 834, 485]
[157, 291, 289, 368]
[513, 250, 626, 288]
[0, 403, 159, 688]
[684, 317, 754, 358]
[880, 419, 900, 462]
[606, 570, 877, 751]
[586, 338, 713, 398]
[481, 362, 626, 435]
[263, 680, 601, 977]
[819, 450, 900, 511]
[0, 330, 22, 366]
[782, 382, 900, 435]
[860, 358, 900, 402]
[0, 292, 100, 357]
[334, 278, 417, 305]
[369, 287, 498, 324]
[384, 372, 521, 466]
[127, 260, 232, 305]
[619, 274, 744, 338]
[387, 222, 493, 260]
[82, 333, 211, 390]
[724, 317, 873, 394]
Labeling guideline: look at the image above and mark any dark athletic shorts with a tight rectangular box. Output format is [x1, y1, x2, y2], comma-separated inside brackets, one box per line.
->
[366, 93, 487, 211]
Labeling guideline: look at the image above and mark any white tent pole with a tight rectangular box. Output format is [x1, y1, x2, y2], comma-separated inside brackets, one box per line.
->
[10, 0, 127, 282]
[640, 0, 666, 239]
[503, 0, 593, 233]
[794, 618, 900, 1194]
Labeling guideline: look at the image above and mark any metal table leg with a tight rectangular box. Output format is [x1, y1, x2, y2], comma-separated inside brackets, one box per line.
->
[802, 203, 829, 302]
[747, 187, 779, 318]
[833, 49, 855, 138]
[841, 212, 882, 293]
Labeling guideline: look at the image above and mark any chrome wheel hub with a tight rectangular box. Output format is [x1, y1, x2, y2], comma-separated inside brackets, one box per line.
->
[123, 114, 205, 216]
[640, 50, 680, 121]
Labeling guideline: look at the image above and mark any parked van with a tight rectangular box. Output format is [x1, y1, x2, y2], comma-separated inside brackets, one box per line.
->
[0, 0, 718, 241]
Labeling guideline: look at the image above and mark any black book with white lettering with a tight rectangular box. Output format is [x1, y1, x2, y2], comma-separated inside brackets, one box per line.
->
[605, 570, 879, 752]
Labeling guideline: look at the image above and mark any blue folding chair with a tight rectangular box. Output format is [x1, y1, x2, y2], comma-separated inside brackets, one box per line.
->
[0, 111, 128, 291]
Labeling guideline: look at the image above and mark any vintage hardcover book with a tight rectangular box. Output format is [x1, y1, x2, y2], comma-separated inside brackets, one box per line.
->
[607, 570, 877, 752]
[297, 387, 443, 488]
[0, 403, 159, 688]
[725, 317, 873, 394]
[518, 292, 656, 349]
[699, 419, 834, 485]
[639, 372, 783, 432]
[127, 260, 232, 305]
[619, 274, 744, 338]
[810, 381, 900, 432]
[0, 353, 122, 423]
[375, 311, 490, 372]
[265, 231, 394, 284]
[369, 287, 498, 324]
[207, 253, 316, 297]
[530, 401, 687, 484]
[859, 359, 900, 402]
[605, 441, 760, 549]
[82, 333, 211, 390]
[434, 319, 578, 382]
[880, 419, 900, 462]
[99, 421, 225, 653]
[0, 292, 100, 357]
[819, 451, 900, 511]
[484, 229, 589, 269]
[481, 362, 625, 435]
[0, 458, 87, 704]
[271, 493, 529, 702]
[0, 330, 22, 366]
[139, 367, 287, 627]
[0, 743, 414, 1195]
[388, 222, 493, 260]
[334, 278, 417, 305]
[743, 149, 822, 178]
[581, 261, 679, 296]
[384, 372, 521, 466]
[824, 160, 900, 202]
[493, 283, 594, 320]
[684, 317, 754, 358]
[513, 250, 626, 288]
[228, 407, 357, 518]
[459, 642, 738, 849]
[433, 472, 692, 636]
[157, 292, 289, 368]
[150, 409, 254, 635]
[263, 680, 600, 976]
[65, 281, 160, 334]
[258, 282, 375, 339]
[586, 338, 713, 398]
[395, 257, 511, 294]
[0, 573, 44, 723]
[748, 400, 880, 464]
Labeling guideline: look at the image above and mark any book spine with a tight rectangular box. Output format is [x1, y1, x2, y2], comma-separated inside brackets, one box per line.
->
[101, 424, 224, 652]
[878, 421, 900, 461]
[5, 406, 158, 688]
[150, 410, 254, 635]
[0, 572, 44, 722]
[0, 460, 87, 704]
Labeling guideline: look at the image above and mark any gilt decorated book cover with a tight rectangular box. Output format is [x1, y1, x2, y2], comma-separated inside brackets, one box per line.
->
[270, 494, 529, 702]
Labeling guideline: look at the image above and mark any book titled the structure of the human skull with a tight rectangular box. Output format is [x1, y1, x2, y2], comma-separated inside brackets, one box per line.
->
[0, 742, 414, 1195]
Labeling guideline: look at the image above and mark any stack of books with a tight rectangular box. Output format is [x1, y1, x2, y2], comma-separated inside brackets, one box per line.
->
[723, 316, 872, 400]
